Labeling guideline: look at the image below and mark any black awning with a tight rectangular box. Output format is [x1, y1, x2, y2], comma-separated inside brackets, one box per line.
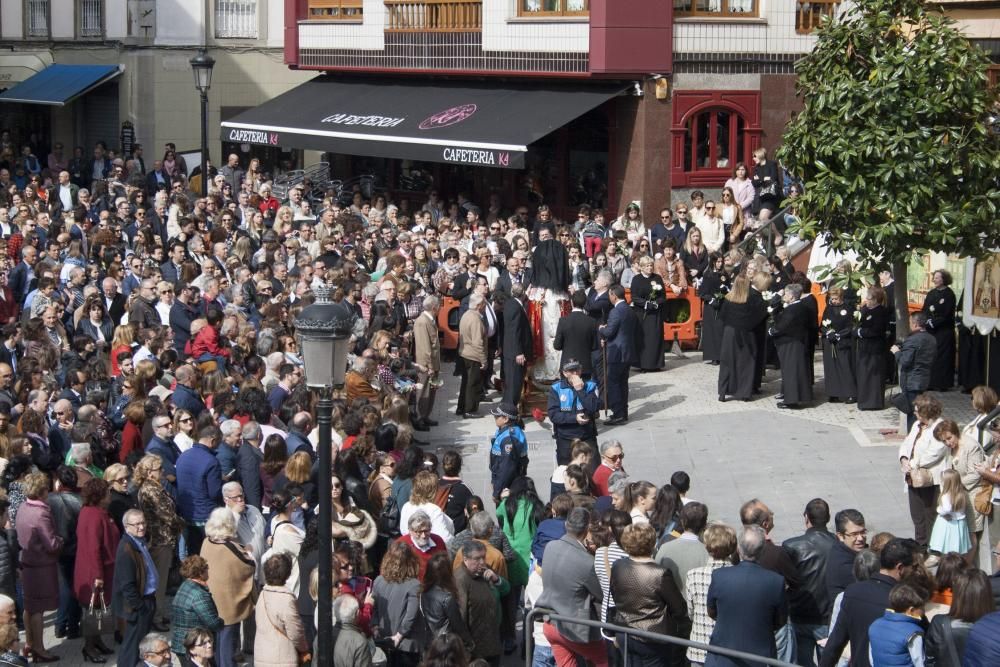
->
[220, 77, 627, 169]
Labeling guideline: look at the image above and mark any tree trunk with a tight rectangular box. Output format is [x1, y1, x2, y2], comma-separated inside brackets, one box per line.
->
[892, 257, 911, 342]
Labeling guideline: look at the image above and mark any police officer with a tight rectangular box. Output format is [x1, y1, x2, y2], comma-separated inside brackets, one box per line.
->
[546, 359, 600, 467]
[489, 402, 528, 505]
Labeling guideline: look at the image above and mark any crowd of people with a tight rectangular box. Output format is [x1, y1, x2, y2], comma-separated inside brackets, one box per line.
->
[0, 131, 994, 667]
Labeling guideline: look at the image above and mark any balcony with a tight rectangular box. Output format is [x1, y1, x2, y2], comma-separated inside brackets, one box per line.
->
[385, 0, 482, 32]
[795, 0, 840, 34]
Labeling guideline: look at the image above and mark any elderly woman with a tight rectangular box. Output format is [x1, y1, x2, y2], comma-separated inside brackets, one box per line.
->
[610, 522, 690, 667]
[399, 470, 455, 543]
[201, 507, 256, 667]
[181, 627, 217, 667]
[684, 523, 737, 666]
[133, 454, 185, 629]
[346, 357, 380, 404]
[74, 478, 120, 661]
[16, 471, 63, 661]
[171, 556, 223, 663]
[964, 386, 999, 455]
[102, 462, 134, 533]
[630, 255, 667, 372]
[372, 541, 425, 661]
[255, 552, 309, 667]
[898, 393, 949, 548]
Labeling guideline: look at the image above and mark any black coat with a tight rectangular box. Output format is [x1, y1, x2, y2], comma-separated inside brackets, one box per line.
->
[772, 301, 814, 405]
[111, 535, 151, 622]
[600, 301, 639, 365]
[235, 443, 264, 510]
[782, 528, 836, 624]
[554, 310, 598, 375]
[630, 273, 667, 370]
[820, 302, 856, 400]
[856, 304, 889, 409]
[896, 330, 937, 393]
[819, 573, 896, 667]
[718, 299, 767, 400]
[585, 289, 611, 325]
[105, 293, 126, 327]
[501, 299, 532, 361]
[450, 271, 480, 303]
[494, 269, 530, 314]
[923, 286, 957, 390]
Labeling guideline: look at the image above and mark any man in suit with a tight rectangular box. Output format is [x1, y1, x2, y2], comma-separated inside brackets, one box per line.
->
[8, 244, 37, 311]
[103, 277, 126, 326]
[0, 324, 20, 375]
[493, 255, 531, 315]
[554, 290, 598, 378]
[413, 295, 442, 431]
[891, 312, 937, 429]
[145, 160, 169, 197]
[819, 538, 917, 667]
[782, 498, 837, 667]
[112, 509, 158, 667]
[599, 284, 638, 426]
[451, 256, 481, 303]
[501, 282, 532, 406]
[536, 508, 606, 666]
[705, 525, 787, 667]
[159, 241, 186, 287]
[137, 632, 171, 667]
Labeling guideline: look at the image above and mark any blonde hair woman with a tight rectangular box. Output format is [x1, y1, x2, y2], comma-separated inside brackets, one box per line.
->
[718, 276, 768, 402]
[399, 470, 454, 542]
[109, 324, 134, 376]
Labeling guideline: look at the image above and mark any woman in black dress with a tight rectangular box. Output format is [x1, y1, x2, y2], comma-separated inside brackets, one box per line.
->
[718, 276, 768, 402]
[770, 283, 814, 409]
[698, 252, 729, 366]
[923, 270, 957, 391]
[856, 285, 889, 410]
[630, 256, 667, 371]
[820, 286, 856, 403]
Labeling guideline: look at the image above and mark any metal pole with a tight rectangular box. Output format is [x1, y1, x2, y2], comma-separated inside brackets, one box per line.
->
[200, 91, 209, 197]
[315, 386, 334, 664]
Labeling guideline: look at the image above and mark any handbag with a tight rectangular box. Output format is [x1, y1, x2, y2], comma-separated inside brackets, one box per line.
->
[974, 452, 997, 516]
[906, 426, 935, 488]
[81, 586, 114, 637]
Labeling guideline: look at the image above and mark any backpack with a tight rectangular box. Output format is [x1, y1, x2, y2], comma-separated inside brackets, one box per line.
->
[434, 482, 457, 511]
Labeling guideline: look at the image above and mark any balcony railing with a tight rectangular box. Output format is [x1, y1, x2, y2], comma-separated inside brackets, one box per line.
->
[385, 0, 482, 32]
[215, 0, 258, 38]
[795, 0, 839, 34]
[27, 0, 50, 37]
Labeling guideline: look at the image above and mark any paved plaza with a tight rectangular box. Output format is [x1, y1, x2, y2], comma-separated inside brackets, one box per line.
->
[36, 350, 979, 665]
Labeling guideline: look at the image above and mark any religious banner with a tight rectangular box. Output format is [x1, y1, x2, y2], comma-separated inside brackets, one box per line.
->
[962, 254, 1000, 333]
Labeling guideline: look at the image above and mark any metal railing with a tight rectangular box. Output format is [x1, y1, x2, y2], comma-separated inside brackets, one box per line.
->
[215, 0, 258, 38]
[26, 0, 50, 37]
[737, 204, 794, 259]
[525, 608, 797, 667]
[385, 0, 483, 32]
[79, 0, 102, 37]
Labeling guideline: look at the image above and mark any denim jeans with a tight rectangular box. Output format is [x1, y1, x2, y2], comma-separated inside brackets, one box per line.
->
[775, 622, 797, 665]
[793, 622, 829, 667]
[217, 623, 240, 667]
[55, 558, 81, 633]
[531, 645, 556, 667]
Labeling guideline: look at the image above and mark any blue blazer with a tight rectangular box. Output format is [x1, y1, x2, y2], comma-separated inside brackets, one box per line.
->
[705, 560, 787, 667]
[599, 301, 638, 365]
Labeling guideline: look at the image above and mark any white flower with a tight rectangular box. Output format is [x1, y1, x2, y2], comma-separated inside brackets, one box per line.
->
[939, 298, 945, 304]
[762, 290, 775, 300]
[840, 309, 847, 316]
[866, 315, 872, 321]
[930, 305, 936, 312]
[650, 283, 662, 292]
[822, 319, 832, 327]
[767, 306, 775, 314]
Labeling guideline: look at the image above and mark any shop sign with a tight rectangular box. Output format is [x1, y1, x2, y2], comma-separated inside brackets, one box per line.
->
[227, 128, 279, 145]
[442, 147, 510, 167]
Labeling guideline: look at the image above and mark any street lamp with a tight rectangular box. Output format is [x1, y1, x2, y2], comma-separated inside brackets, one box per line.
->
[293, 285, 355, 664]
[189, 49, 215, 197]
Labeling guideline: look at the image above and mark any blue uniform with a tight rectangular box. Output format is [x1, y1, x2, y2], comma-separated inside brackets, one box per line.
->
[489, 424, 528, 501]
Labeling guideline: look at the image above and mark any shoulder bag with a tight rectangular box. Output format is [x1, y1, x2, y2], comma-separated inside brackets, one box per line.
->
[262, 591, 311, 665]
[907, 430, 934, 488]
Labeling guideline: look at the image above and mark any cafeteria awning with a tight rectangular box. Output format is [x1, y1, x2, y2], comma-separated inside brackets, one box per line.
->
[220, 76, 628, 169]
[0, 64, 123, 106]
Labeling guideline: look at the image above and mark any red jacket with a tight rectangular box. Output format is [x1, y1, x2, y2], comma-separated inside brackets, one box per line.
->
[396, 533, 447, 581]
[190, 324, 230, 359]
[73, 506, 121, 605]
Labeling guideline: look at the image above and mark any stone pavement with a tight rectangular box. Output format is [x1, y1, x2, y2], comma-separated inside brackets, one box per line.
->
[35, 350, 979, 664]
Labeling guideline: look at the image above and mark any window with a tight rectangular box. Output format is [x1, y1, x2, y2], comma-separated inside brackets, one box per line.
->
[518, 0, 589, 17]
[795, 0, 839, 34]
[79, 0, 102, 37]
[215, 0, 258, 38]
[26, 0, 50, 37]
[670, 91, 762, 187]
[674, 0, 756, 18]
[308, 0, 364, 20]
[683, 109, 746, 172]
[385, 0, 481, 31]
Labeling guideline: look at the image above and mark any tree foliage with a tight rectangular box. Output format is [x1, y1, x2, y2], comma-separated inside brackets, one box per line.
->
[778, 0, 1000, 267]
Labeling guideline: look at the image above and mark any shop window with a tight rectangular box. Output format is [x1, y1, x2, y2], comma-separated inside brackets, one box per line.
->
[79, 0, 102, 38]
[26, 0, 50, 37]
[795, 0, 839, 34]
[683, 109, 746, 172]
[519, 0, 589, 17]
[308, 0, 364, 20]
[674, 0, 756, 18]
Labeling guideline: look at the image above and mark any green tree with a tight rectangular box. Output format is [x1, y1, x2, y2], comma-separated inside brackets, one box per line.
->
[778, 0, 1000, 337]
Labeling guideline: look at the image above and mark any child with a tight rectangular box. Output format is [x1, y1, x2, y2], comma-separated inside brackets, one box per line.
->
[929, 468, 973, 556]
[868, 582, 929, 667]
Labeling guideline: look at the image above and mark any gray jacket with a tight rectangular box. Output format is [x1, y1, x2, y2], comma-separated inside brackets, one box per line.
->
[371, 576, 425, 654]
[331, 622, 371, 667]
[536, 534, 604, 643]
[896, 330, 936, 392]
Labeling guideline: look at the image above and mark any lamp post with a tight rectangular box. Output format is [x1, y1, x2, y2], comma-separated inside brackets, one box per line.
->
[293, 285, 355, 664]
[189, 49, 215, 197]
